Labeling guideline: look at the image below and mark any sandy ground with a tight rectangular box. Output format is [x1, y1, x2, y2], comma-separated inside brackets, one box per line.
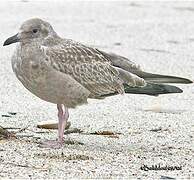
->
[0, 0, 194, 179]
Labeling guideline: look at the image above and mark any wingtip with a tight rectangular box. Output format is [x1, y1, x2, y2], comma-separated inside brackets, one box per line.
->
[185, 79, 193, 84]
[170, 86, 183, 94]
[178, 88, 183, 93]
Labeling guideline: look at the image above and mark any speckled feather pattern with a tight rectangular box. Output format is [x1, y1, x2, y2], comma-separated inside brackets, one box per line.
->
[11, 18, 146, 108]
[43, 39, 126, 97]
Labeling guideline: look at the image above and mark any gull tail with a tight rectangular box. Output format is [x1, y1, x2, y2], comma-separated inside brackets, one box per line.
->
[136, 71, 192, 84]
[124, 82, 183, 96]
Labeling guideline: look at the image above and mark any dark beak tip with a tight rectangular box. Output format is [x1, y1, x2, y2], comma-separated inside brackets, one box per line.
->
[3, 41, 8, 46]
[3, 39, 11, 47]
[3, 33, 19, 46]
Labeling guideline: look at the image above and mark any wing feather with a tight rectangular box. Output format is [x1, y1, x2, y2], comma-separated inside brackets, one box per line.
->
[43, 40, 124, 97]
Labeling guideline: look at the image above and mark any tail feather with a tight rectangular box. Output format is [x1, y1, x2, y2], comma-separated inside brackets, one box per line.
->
[124, 82, 183, 96]
[136, 71, 192, 84]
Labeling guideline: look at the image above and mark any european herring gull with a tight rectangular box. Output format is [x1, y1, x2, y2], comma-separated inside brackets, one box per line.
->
[3, 18, 192, 148]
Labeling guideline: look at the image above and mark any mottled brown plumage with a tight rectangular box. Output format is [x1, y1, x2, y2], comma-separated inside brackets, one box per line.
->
[44, 42, 124, 98]
[3, 18, 192, 148]
[8, 18, 146, 109]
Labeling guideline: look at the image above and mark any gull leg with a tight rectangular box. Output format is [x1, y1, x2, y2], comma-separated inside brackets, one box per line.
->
[57, 104, 69, 144]
[39, 104, 69, 148]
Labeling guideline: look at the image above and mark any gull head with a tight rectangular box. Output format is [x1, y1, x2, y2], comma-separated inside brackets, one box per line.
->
[3, 18, 56, 46]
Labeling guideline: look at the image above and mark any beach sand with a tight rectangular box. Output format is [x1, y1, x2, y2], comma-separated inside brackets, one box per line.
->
[0, 1, 194, 178]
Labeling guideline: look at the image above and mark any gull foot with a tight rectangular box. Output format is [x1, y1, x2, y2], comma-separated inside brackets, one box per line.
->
[39, 140, 64, 149]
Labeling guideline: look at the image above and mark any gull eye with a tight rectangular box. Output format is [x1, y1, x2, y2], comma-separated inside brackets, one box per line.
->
[32, 29, 38, 33]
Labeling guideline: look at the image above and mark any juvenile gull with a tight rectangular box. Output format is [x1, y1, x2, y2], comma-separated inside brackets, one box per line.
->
[3, 18, 192, 148]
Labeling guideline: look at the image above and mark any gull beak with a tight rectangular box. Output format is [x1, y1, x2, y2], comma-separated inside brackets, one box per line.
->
[3, 33, 20, 46]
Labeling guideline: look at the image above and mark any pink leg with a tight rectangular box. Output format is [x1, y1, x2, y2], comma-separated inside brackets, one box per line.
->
[39, 104, 69, 148]
[57, 104, 69, 144]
